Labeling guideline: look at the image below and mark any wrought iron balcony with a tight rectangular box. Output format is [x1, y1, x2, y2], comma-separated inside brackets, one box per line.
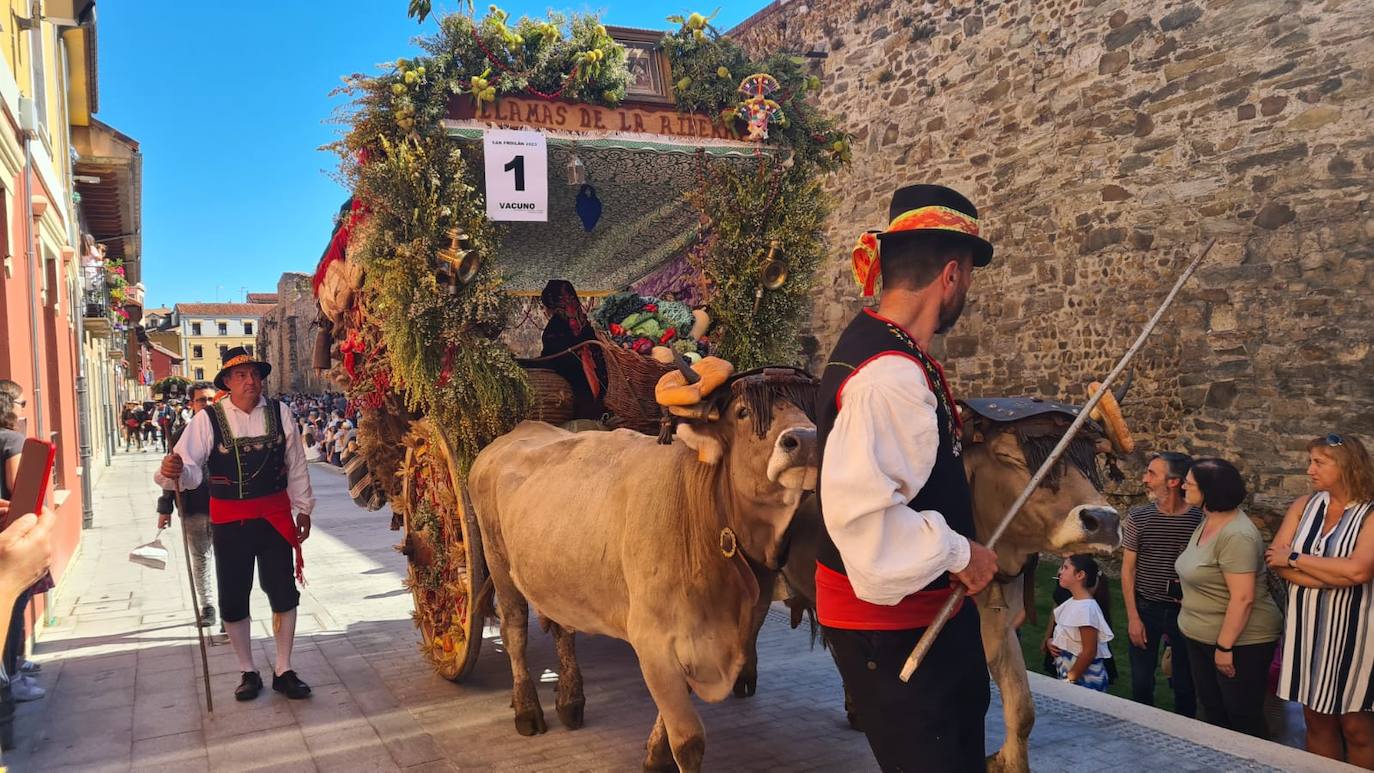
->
[83, 287, 114, 336]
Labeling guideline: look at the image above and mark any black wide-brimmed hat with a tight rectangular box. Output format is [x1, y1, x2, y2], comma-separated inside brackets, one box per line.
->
[214, 346, 272, 390]
[874, 184, 994, 267]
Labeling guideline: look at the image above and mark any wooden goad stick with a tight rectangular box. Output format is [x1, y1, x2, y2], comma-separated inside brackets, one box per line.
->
[898, 239, 1217, 682]
[174, 482, 215, 713]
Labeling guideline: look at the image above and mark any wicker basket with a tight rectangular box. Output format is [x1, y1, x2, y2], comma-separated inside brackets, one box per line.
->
[518, 334, 672, 434]
[523, 368, 575, 426]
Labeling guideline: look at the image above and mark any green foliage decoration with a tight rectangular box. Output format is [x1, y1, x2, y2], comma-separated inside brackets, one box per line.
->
[332, 6, 849, 470]
[690, 163, 831, 370]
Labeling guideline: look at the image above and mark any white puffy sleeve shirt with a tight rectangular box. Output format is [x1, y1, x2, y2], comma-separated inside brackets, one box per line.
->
[819, 355, 971, 605]
[154, 397, 315, 516]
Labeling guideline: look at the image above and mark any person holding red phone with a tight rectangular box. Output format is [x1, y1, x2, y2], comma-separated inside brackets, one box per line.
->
[156, 347, 315, 702]
[0, 381, 46, 702]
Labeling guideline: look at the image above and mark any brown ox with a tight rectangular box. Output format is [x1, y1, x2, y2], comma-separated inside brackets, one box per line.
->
[467, 369, 817, 772]
[768, 398, 1122, 773]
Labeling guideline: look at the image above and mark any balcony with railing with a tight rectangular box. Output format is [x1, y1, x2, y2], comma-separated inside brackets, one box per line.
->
[83, 279, 114, 336]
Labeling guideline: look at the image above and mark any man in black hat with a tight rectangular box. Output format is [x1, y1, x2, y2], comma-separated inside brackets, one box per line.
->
[156, 346, 315, 701]
[814, 184, 999, 771]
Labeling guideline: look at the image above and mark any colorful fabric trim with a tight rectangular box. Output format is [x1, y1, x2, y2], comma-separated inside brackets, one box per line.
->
[851, 231, 881, 297]
[849, 206, 982, 297]
[221, 354, 257, 372]
[887, 205, 981, 238]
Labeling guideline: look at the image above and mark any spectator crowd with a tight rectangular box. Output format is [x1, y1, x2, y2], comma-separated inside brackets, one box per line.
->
[1039, 437, 1374, 768]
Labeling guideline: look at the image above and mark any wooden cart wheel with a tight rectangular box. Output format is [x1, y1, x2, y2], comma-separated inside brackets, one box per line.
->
[398, 419, 488, 682]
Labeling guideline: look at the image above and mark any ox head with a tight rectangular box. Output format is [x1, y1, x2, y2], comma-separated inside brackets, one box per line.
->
[960, 391, 1130, 569]
[671, 367, 819, 569]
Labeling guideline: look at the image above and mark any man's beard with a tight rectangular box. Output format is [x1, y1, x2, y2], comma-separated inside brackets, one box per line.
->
[936, 289, 968, 335]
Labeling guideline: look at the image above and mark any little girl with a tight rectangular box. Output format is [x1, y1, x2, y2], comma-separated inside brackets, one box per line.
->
[1047, 555, 1114, 691]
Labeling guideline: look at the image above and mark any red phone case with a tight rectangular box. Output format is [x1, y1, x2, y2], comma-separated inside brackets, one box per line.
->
[4, 438, 56, 529]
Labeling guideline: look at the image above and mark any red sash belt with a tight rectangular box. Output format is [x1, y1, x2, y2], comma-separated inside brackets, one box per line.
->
[815, 562, 962, 630]
[210, 491, 304, 583]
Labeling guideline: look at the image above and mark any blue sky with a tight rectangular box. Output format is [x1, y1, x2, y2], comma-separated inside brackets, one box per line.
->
[97, 2, 759, 309]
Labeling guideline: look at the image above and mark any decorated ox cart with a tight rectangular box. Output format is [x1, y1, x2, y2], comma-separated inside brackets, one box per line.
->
[312, 7, 847, 683]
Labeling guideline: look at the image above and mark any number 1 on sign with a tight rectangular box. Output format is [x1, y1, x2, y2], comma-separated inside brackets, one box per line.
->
[504, 155, 526, 192]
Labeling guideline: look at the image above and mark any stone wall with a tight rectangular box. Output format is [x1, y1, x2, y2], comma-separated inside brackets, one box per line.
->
[258, 273, 330, 395]
[732, 0, 1374, 521]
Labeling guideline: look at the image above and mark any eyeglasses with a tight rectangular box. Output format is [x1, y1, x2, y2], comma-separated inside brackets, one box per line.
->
[1326, 433, 1344, 447]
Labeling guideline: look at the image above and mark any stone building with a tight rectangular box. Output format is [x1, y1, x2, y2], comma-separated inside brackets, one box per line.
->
[731, 0, 1373, 522]
[258, 272, 330, 395]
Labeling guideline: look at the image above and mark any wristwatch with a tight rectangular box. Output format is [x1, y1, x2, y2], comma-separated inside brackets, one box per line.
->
[1287, 550, 1300, 569]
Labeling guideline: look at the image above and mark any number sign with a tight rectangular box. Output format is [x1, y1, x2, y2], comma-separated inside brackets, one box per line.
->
[483, 129, 548, 222]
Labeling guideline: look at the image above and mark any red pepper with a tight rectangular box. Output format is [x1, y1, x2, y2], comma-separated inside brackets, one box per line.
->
[658, 328, 676, 345]
[609, 323, 624, 335]
[632, 337, 653, 354]
[643, 303, 658, 312]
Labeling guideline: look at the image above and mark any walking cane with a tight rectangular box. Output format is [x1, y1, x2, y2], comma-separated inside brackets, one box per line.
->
[898, 239, 1217, 682]
[173, 482, 214, 713]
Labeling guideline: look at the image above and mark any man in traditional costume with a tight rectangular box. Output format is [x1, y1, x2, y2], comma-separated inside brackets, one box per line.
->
[156, 347, 315, 701]
[816, 184, 999, 771]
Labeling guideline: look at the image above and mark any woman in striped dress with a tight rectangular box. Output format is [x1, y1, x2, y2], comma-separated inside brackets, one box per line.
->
[1267, 434, 1374, 768]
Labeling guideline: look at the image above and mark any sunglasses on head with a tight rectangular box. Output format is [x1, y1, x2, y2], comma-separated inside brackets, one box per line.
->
[1326, 433, 1344, 447]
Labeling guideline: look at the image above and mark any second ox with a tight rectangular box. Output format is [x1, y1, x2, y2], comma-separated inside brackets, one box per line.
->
[756, 393, 1127, 773]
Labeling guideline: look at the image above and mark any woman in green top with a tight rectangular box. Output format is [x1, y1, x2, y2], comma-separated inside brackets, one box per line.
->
[1175, 458, 1283, 738]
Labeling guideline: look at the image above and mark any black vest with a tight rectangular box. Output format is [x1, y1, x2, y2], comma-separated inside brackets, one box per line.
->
[815, 309, 974, 592]
[206, 398, 289, 500]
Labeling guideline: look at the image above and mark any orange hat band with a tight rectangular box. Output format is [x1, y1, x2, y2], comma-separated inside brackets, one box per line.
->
[886, 205, 980, 238]
[851, 206, 981, 297]
[222, 354, 256, 370]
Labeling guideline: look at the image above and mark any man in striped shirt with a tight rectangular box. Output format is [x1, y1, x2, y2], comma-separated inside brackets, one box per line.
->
[1121, 451, 1203, 716]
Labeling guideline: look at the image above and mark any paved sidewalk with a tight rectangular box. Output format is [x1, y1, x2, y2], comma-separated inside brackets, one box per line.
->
[3, 450, 1350, 772]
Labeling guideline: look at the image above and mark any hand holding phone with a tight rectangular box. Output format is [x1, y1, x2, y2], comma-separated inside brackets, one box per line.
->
[0, 507, 54, 597]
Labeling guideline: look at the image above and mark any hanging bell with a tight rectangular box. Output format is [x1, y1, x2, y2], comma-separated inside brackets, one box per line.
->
[312, 317, 333, 371]
[758, 240, 788, 290]
[437, 228, 480, 285]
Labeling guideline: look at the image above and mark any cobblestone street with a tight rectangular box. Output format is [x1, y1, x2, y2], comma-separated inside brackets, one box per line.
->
[3, 452, 1349, 772]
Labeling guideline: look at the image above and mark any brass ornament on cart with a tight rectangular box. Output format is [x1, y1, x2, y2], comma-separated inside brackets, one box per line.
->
[752, 240, 788, 313]
[436, 228, 479, 289]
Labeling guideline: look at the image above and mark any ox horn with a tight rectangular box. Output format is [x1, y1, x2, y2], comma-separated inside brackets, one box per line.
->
[671, 350, 702, 385]
[1112, 369, 1133, 406]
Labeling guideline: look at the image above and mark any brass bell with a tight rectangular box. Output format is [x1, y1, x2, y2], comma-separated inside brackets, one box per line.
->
[758, 240, 788, 290]
[437, 228, 480, 285]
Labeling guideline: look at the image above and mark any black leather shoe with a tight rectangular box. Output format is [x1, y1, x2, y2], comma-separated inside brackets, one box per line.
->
[235, 671, 263, 701]
[272, 670, 312, 699]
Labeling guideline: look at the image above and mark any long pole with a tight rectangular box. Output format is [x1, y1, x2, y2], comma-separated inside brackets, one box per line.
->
[898, 239, 1216, 682]
[174, 484, 214, 713]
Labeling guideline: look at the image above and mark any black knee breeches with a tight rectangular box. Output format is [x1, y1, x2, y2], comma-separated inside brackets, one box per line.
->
[211, 518, 300, 622]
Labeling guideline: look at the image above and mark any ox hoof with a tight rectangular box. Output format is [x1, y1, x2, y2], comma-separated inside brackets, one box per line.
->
[732, 673, 757, 699]
[514, 708, 547, 736]
[557, 698, 585, 730]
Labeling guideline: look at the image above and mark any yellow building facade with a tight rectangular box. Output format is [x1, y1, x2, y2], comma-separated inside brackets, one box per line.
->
[173, 303, 274, 383]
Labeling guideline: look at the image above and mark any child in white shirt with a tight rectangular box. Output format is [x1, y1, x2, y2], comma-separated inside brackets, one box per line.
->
[1046, 555, 1114, 691]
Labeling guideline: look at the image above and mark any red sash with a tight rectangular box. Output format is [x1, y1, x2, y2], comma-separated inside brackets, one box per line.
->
[210, 490, 305, 583]
[815, 563, 962, 630]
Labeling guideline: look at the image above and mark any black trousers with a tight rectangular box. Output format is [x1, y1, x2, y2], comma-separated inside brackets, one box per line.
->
[1184, 636, 1276, 738]
[824, 603, 990, 773]
[212, 519, 299, 623]
[1128, 597, 1196, 717]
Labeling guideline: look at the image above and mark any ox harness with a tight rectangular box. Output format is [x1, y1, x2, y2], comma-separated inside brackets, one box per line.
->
[814, 309, 976, 630]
